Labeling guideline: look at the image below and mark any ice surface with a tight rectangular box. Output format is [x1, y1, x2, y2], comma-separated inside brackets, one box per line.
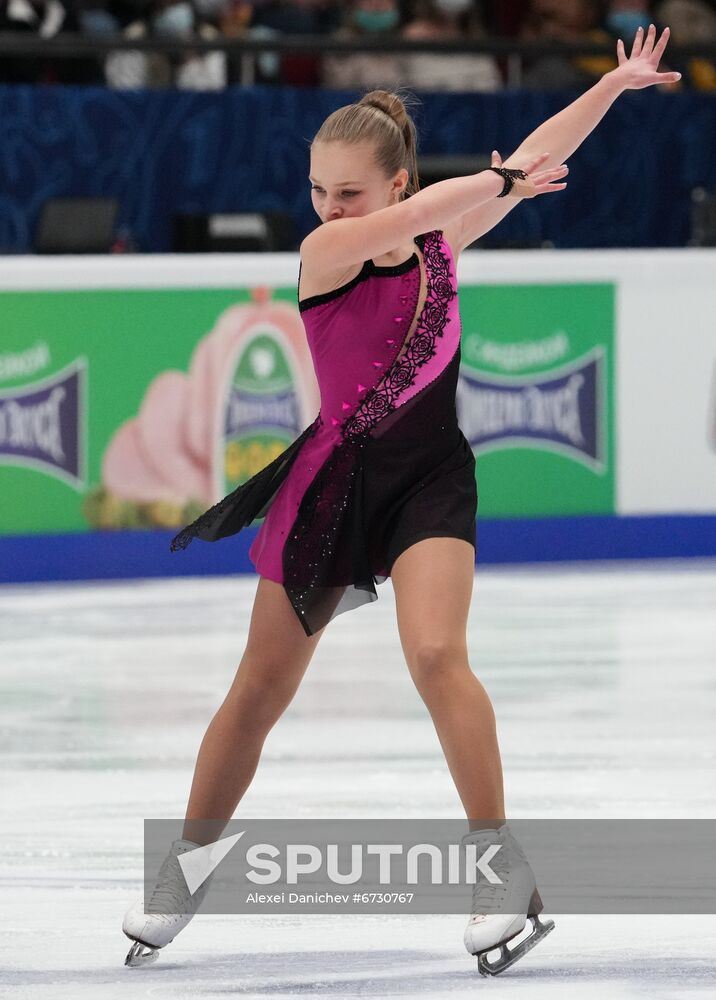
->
[1, 560, 715, 998]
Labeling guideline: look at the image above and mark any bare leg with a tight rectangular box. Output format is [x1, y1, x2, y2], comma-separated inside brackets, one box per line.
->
[181, 577, 325, 846]
[391, 538, 505, 831]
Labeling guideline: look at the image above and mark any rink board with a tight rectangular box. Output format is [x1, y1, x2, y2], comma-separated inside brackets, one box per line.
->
[1, 250, 714, 582]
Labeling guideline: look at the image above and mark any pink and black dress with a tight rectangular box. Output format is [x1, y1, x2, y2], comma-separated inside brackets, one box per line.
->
[170, 229, 477, 636]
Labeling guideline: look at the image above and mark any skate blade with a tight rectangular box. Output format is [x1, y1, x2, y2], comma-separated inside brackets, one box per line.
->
[124, 939, 160, 967]
[476, 914, 555, 977]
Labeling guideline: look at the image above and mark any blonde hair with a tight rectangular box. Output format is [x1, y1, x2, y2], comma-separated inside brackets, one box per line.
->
[311, 88, 421, 201]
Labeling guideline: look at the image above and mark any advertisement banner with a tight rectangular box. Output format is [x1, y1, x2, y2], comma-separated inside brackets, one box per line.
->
[0, 286, 319, 536]
[2, 250, 713, 571]
[0, 277, 615, 538]
[457, 283, 615, 517]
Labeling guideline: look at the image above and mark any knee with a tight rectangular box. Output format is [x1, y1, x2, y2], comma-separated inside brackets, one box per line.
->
[407, 642, 471, 694]
[227, 670, 298, 730]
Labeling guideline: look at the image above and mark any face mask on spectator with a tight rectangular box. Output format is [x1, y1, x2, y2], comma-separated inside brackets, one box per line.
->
[434, 0, 473, 15]
[606, 11, 652, 37]
[352, 8, 400, 32]
[153, 2, 195, 37]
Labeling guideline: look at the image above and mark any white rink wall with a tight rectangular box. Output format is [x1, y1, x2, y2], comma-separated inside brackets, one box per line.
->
[3, 247, 714, 518]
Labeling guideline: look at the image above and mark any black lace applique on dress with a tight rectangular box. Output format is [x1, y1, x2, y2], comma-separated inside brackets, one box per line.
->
[342, 230, 456, 440]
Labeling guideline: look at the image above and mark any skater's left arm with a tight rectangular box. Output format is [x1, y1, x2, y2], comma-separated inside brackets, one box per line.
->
[451, 24, 680, 253]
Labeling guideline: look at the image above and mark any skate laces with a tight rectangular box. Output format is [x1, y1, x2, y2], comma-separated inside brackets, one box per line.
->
[465, 833, 526, 916]
[147, 852, 195, 915]
[470, 866, 509, 914]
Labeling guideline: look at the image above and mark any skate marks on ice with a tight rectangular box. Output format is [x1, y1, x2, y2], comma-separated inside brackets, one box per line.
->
[4, 920, 716, 1000]
[1, 564, 716, 997]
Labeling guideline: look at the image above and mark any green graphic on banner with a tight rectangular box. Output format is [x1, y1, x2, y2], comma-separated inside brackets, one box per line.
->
[457, 283, 615, 517]
[223, 329, 304, 498]
[0, 279, 614, 538]
[0, 287, 318, 536]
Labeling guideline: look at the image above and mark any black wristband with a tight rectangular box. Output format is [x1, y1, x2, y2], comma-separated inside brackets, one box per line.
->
[487, 166, 529, 198]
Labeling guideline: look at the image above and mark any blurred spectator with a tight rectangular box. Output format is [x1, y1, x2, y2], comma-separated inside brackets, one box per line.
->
[103, 0, 227, 88]
[244, 1, 341, 85]
[9, 0, 715, 94]
[249, 0, 340, 34]
[0, 0, 110, 81]
[215, 1, 283, 84]
[193, 0, 230, 23]
[655, 0, 716, 89]
[214, 1, 339, 86]
[77, 2, 122, 35]
[0, 0, 66, 82]
[519, 0, 618, 89]
[321, 0, 404, 90]
[400, 0, 502, 91]
[77, 2, 156, 33]
[0, 0, 66, 36]
[486, 0, 532, 37]
[603, 1, 653, 40]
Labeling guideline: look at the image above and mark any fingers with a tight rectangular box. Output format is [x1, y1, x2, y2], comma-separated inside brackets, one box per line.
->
[525, 151, 551, 174]
[532, 163, 569, 195]
[534, 164, 569, 182]
[652, 24, 670, 63]
[628, 23, 667, 62]
[642, 23, 657, 57]
[491, 149, 502, 167]
[534, 175, 569, 194]
[616, 38, 626, 65]
[631, 25, 644, 58]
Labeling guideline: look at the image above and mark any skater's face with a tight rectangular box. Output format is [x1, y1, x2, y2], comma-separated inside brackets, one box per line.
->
[309, 141, 408, 224]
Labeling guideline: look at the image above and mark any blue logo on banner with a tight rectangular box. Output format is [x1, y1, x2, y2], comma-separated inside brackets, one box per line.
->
[0, 359, 87, 489]
[457, 348, 605, 472]
[224, 386, 300, 439]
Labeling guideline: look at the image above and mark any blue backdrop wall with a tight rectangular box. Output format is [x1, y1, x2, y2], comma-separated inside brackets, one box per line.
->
[0, 83, 714, 253]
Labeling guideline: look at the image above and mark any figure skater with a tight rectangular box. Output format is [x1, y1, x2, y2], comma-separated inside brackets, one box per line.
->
[123, 23, 679, 974]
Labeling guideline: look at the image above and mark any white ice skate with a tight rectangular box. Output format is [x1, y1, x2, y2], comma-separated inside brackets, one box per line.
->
[462, 823, 554, 976]
[123, 837, 214, 967]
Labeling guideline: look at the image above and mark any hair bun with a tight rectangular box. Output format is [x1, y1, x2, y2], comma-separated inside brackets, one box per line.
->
[359, 90, 406, 132]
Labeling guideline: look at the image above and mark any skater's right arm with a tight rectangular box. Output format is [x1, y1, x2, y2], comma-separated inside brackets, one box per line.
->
[300, 152, 562, 275]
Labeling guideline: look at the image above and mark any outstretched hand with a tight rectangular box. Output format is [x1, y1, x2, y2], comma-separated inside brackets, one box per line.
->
[612, 24, 682, 90]
[490, 150, 569, 199]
